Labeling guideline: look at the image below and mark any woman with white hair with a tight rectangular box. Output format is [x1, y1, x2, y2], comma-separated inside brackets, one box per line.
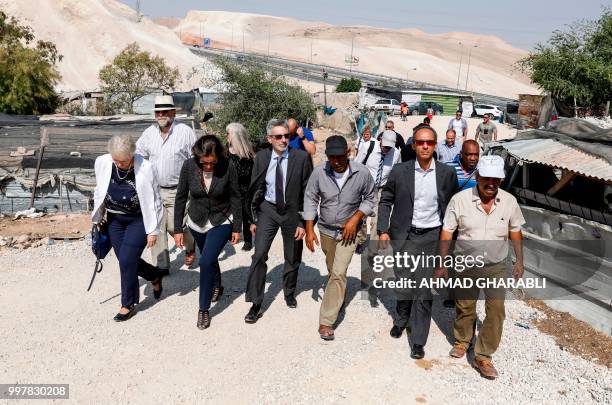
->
[226, 123, 255, 252]
[92, 134, 164, 321]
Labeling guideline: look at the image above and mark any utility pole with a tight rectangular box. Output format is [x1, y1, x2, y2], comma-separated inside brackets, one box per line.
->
[465, 45, 477, 91]
[456, 42, 463, 89]
[323, 70, 328, 106]
[267, 26, 271, 58]
[349, 34, 355, 72]
[242, 30, 245, 52]
[230, 23, 234, 51]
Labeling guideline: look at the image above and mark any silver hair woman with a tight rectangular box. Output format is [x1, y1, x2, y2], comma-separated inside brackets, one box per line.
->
[225, 123, 256, 252]
[91, 134, 164, 322]
[226, 123, 255, 160]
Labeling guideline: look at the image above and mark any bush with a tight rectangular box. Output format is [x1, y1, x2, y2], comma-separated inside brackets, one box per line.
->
[336, 77, 362, 93]
[207, 58, 317, 144]
[0, 12, 61, 115]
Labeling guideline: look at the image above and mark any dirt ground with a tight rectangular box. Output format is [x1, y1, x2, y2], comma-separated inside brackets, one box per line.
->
[0, 213, 91, 242]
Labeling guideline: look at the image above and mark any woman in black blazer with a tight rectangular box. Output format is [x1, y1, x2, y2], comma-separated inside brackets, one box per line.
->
[174, 135, 242, 329]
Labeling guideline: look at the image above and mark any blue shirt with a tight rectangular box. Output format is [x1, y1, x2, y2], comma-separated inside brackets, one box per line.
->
[447, 155, 477, 191]
[288, 127, 314, 151]
[264, 149, 289, 204]
[105, 165, 140, 215]
[437, 140, 462, 163]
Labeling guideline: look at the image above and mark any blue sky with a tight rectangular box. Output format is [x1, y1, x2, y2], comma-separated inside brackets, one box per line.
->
[124, 0, 607, 50]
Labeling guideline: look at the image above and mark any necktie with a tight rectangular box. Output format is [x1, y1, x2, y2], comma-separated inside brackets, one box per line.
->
[375, 154, 385, 188]
[275, 156, 286, 214]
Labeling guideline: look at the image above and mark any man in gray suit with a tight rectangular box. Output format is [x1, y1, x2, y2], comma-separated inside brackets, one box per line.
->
[377, 125, 457, 359]
[244, 119, 313, 323]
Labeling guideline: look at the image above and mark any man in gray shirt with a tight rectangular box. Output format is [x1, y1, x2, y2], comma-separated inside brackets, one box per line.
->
[304, 135, 376, 341]
[474, 113, 498, 143]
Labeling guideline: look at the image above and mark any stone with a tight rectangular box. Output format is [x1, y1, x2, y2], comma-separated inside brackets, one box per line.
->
[16, 234, 30, 244]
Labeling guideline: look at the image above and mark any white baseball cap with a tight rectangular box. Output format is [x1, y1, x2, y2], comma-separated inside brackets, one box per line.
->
[477, 155, 506, 179]
[381, 130, 396, 147]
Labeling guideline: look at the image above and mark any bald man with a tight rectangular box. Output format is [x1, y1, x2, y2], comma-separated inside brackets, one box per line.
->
[287, 118, 316, 156]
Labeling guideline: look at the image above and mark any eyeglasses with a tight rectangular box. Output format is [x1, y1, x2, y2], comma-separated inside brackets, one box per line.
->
[414, 140, 436, 146]
[270, 134, 290, 140]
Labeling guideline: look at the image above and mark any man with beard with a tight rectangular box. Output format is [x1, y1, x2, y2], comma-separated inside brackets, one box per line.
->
[136, 95, 198, 275]
[304, 135, 375, 340]
[437, 155, 525, 379]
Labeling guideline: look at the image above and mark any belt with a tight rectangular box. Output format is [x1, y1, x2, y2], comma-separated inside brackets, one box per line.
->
[409, 225, 441, 235]
[160, 185, 177, 189]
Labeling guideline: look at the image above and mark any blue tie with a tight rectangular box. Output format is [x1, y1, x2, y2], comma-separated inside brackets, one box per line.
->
[375, 155, 385, 188]
[275, 156, 286, 214]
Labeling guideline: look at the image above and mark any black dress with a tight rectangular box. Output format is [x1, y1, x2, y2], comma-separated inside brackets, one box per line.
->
[229, 153, 255, 243]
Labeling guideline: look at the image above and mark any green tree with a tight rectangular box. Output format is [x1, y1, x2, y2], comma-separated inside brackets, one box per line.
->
[98, 43, 180, 113]
[207, 58, 317, 144]
[519, 9, 612, 114]
[0, 11, 61, 115]
[335, 77, 362, 93]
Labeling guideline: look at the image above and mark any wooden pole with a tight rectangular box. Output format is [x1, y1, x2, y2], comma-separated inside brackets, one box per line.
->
[29, 127, 49, 209]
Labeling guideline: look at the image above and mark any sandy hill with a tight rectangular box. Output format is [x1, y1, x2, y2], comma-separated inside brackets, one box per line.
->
[173, 11, 538, 98]
[0, 0, 211, 92]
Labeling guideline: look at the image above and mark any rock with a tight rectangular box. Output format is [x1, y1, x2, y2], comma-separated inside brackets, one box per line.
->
[16, 234, 30, 244]
[578, 377, 588, 384]
[40, 237, 50, 246]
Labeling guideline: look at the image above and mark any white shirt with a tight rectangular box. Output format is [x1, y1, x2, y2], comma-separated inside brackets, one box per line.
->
[186, 171, 231, 234]
[333, 168, 350, 190]
[356, 141, 401, 188]
[412, 160, 441, 228]
[264, 149, 289, 204]
[136, 121, 198, 188]
[449, 118, 467, 142]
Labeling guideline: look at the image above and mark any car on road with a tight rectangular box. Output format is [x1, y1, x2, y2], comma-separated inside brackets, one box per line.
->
[411, 101, 444, 116]
[473, 104, 503, 119]
[372, 98, 401, 115]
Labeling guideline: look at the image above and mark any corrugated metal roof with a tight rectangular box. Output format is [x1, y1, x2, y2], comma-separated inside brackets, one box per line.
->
[502, 139, 612, 182]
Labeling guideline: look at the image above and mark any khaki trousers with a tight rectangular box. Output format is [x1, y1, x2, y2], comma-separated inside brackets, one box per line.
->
[453, 262, 506, 361]
[319, 233, 357, 327]
[151, 187, 194, 270]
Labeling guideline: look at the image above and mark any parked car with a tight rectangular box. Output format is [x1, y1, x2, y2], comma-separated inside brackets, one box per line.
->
[473, 104, 503, 119]
[410, 101, 444, 116]
[372, 98, 401, 115]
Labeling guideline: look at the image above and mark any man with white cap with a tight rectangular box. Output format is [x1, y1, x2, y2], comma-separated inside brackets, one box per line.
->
[436, 155, 525, 379]
[355, 130, 401, 250]
[136, 95, 198, 274]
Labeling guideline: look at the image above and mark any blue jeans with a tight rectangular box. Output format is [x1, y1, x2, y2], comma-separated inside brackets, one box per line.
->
[107, 213, 160, 308]
[190, 224, 232, 311]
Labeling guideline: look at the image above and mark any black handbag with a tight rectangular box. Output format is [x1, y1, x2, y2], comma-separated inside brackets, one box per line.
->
[88, 223, 111, 291]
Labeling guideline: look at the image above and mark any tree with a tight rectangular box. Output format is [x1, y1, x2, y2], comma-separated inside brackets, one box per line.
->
[0, 11, 61, 115]
[519, 9, 612, 115]
[207, 58, 317, 144]
[98, 43, 180, 113]
[335, 77, 362, 93]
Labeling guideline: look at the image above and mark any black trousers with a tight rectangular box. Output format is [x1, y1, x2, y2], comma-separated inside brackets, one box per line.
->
[245, 201, 303, 305]
[394, 226, 441, 347]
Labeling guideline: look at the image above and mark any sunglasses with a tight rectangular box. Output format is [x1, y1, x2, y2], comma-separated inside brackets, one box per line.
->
[270, 133, 290, 140]
[414, 140, 436, 146]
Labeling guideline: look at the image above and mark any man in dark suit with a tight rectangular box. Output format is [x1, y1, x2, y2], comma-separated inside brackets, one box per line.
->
[244, 119, 313, 323]
[377, 125, 457, 359]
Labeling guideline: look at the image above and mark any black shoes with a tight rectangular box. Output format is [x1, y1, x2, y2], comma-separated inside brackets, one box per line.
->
[113, 305, 135, 322]
[197, 310, 211, 330]
[285, 295, 297, 308]
[390, 325, 405, 338]
[244, 304, 262, 324]
[241, 242, 253, 251]
[212, 286, 224, 303]
[151, 277, 163, 300]
[411, 344, 425, 359]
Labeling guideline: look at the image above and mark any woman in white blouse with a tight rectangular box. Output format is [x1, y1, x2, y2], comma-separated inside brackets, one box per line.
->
[92, 134, 163, 321]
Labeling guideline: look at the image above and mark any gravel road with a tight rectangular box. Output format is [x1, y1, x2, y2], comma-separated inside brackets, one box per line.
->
[0, 240, 610, 404]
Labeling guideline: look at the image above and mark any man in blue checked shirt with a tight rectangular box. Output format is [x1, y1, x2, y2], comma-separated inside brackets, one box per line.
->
[446, 140, 480, 192]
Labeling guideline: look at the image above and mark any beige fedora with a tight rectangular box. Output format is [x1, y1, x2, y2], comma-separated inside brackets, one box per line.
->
[154, 95, 176, 111]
